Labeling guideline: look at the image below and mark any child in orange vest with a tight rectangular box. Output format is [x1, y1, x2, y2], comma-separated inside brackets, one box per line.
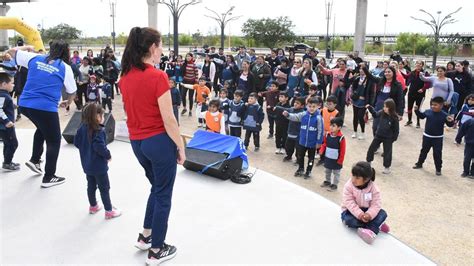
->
[182, 77, 211, 127]
[321, 95, 340, 135]
[201, 99, 226, 134]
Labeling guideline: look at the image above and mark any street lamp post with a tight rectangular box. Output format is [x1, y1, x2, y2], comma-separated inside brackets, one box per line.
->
[324, 0, 333, 59]
[157, 0, 202, 55]
[382, 13, 388, 58]
[204, 6, 241, 50]
[411, 7, 461, 70]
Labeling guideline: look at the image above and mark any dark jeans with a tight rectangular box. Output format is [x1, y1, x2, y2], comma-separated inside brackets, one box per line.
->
[372, 117, 379, 137]
[463, 143, 474, 175]
[229, 126, 242, 138]
[285, 137, 298, 159]
[353, 106, 366, 133]
[296, 144, 316, 172]
[275, 122, 288, 148]
[86, 173, 112, 211]
[180, 82, 195, 111]
[341, 208, 387, 234]
[366, 137, 394, 168]
[173, 106, 179, 125]
[102, 98, 112, 112]
[0, 127, 18, 164]
[407, 94, 424, 124]
[244, 130, 260, 148]
[417, 136, 443, 171]
[20, 107, 61, 177]
[267, 114, 276, 135]
[131, 133, 177, 249]
[75, 83, 88, 110]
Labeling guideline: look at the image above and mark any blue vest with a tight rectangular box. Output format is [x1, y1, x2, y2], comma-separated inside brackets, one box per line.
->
[228, 100, 245, 127]
[298, 110, 324, 147]
[19, 55, 67, 112]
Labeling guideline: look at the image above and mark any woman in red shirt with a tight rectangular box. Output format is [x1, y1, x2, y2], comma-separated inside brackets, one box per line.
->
[119, 27, 185, 265]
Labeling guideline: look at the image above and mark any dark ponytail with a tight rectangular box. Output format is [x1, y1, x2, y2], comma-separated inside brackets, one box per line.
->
[121, 27, 162, 76]
[47, 40, 70, 64]
[351, 161, 376, 182]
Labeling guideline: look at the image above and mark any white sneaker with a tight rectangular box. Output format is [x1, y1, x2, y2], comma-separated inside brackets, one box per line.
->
[275, 149, 280, 154]
[279, 148, 285, 154]
[382, 167, 391, 174]
[358, 133, 365, 140]
[351, 132, 357, 138]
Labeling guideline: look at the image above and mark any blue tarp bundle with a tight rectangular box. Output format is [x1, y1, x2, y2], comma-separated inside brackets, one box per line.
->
[187, 131, 248, 170]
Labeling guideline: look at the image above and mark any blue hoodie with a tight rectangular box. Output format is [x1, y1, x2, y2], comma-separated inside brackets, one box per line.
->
[228, 99, 245, 127]
[74, 124, 111, 176]
[456, 118, 474, 144]
[243, 103, 264, 131]
[288, 110, 324, 147]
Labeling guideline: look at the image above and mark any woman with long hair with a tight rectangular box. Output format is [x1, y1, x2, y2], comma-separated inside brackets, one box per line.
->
[448, 62, 472, 112]
[296, 58, 318, 97]
[351, 64, 375, 139]
[119, 27, 184, 265]
[237, 60, 256, 101]
[419, 66, 454, 111]
[406, 60, 428, 128]
[7, 40, 77, 187]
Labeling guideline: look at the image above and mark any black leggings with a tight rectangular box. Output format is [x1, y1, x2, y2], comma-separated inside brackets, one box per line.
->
[353, 106, 366, 133]
[20, 107, 61, 177]
[407, 94, 425, 124]
[180, 83, 195, 111]
[75, 83, 88, 110]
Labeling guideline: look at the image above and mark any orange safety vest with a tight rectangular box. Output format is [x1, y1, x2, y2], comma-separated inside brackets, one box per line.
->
[322, 107, 339, 133]
[206, 111, 223, 133]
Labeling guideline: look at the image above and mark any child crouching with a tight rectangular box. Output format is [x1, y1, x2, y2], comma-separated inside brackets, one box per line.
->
[341, 161, 389, 244]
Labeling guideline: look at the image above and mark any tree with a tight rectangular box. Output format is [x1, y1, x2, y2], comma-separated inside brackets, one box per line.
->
[41, 23, 82, 42]
[241, 17, 296, 48]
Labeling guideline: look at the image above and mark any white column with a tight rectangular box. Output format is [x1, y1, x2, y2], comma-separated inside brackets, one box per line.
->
[353, 0, 368, 57]
[0, 4, 11, 51]
[147, 0, 158, 30]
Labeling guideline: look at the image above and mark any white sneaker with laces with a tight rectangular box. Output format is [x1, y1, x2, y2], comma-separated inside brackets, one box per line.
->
[351, 132, 357, 138]
[358, 133, 365, 140]
[382, 167, 391, 174]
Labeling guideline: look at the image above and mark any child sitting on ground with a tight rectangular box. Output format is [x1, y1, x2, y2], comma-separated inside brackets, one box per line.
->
[341, 161, 390, 244]
[319, 117, 346, 191]
[283, 97, 324, 179]
[243, 92, 264, 151]
[201, 99, 226, 134]
[413, 96, 455, 176]
[73, 103, 121, 219]
[0, 70, 19, 171]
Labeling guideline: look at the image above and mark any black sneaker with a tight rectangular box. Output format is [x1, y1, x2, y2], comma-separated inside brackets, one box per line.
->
[303, 171, 311, 179]
[267, 134, 273, 139]
[320, 181, 331, 187]
[146, 243, 177, 265]
[15, 115, 21, 122]
[294, 168, 304, 177]
[283, 156, 292, 162]
[188, 111, 192, 117]
[416, 124, 420, 128]
[404, 120, 412, 126]
[461, 172, 469, 178]
[327, 184, 338, 191]
[316, 160, 324, 166]
[436, 171, 442, 176]
[254, 147, 260, 152]
[25, 160, 43, 174]
[2, 162, 20, 171]
[41, 175, 66, 188]
[412, 163, 422, 169]
[181, 109, 187, 115]
[135, 233, 152, 251]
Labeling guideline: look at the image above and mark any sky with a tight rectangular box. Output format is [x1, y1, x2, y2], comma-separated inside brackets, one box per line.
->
[5, 0, 474, 38]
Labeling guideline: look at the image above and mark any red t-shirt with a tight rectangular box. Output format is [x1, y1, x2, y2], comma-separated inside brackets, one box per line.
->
[119, 64, 170, 140]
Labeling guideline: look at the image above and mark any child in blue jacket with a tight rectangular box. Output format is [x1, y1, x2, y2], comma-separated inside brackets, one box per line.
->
[455, 118, 474, 178]
[283, 97, 324, 178]
[0, 71, 19, 171]
[228, 90, 246, 138]
[243, 92, 265, 151]
[74, 103, 121, 219]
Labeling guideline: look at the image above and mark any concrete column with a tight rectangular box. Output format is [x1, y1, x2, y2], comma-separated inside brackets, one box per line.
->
[0, 4, 11, 51]
[147, 0, 158, 30]
[353, 0, 368, 57]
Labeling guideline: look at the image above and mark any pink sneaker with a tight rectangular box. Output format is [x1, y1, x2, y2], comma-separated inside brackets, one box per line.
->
[105, 207, 122, 220]
[89, 205, 102, 214]
[357, 228, 376, 244]
[380, 223, 390, 233]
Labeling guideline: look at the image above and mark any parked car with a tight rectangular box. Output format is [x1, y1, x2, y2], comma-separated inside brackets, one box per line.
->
[285, 43, 312, 54]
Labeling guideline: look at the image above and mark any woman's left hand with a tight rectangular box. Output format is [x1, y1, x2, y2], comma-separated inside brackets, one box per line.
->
[59, 100, 69, 108]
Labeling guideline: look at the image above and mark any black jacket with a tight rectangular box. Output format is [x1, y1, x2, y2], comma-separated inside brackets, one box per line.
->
[366, 70, 404, 116]
[251, 63, 271, 92]
[367, 106, 400, 141]
[351, 75, 375, 105]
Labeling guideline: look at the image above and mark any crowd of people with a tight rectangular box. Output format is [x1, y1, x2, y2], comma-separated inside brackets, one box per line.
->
[1, 32, 473, 263]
